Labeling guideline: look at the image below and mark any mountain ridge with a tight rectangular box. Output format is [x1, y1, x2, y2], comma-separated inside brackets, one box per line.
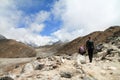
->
[56, 26, 120, 55]
[0, 39, 36, 58]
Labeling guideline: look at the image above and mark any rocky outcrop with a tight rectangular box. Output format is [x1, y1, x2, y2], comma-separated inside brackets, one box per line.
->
[93, 31, 120, 60]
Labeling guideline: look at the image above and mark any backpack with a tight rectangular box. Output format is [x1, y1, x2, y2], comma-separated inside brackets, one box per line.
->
[79, 46, 86, 55]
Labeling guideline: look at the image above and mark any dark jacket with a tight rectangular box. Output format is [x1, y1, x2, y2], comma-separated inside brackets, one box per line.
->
[86, 40, 94, 50]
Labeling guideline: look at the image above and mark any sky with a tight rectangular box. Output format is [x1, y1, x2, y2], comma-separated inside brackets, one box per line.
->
[0, 0, 120, 46]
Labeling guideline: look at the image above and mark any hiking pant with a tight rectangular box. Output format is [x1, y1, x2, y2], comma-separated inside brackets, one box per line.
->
[88, 49, 94, 63]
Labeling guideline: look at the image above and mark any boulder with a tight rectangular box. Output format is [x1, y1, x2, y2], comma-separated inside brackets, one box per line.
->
[0, 76, 14, 80]
[60, 72, 72, 78]
[100, 70, 106, 76]
[21, 63, 34, 73]
[32, 61, 41, 69]
[107, 66, 117, 70]
[95, 43, 104, 53]
[77, 54, 86, 64]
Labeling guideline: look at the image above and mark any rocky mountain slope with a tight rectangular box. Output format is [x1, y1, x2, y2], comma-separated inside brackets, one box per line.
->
[57, 26, 120, 55]
[0, 34, 120, 80]
[0, 39, 36, 58]
[0, 27, 120, 80]
[0, 26, 119, 80]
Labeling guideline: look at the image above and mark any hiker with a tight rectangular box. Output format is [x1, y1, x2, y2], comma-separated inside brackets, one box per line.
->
[78, 45, 86, 55]
[86, 37, 94, 63]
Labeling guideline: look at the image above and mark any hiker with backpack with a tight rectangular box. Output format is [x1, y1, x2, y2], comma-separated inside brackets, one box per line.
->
[86, 37, 94, 63]
[78, 45, 86, 55]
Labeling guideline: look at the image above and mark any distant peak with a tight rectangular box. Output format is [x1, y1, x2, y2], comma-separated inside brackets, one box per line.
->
[0, 34, 6, 40]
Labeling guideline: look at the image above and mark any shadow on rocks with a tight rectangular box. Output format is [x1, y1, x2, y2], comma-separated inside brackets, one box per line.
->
[0, 76, 14, 80]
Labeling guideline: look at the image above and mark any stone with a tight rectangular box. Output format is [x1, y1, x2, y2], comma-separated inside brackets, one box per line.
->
[83, 75, 97, 80]
[109, 72, 113, 75]
[15, 65, 19, 69]
[60, 72, 72, 78]
[107, 49, 114, 54]
[83, 77, 91, 80]
[100, 70, 106, 76]
[21, 63, 34, 73]
[0, 76, 14, 80]
[95, 43, 103, 53]
[35, 64, 44, 70]
[118, 59, 120, 62]
[107, 66, 117, 70]
[32, 60, 41, 70]
[77, 54, 86, 64]
[101, 48, 115, 60]
[52, 65, 58, 69]
[36, 57, 42, 60]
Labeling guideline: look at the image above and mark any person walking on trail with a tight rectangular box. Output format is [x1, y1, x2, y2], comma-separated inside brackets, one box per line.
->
[86, 37, 94, 63]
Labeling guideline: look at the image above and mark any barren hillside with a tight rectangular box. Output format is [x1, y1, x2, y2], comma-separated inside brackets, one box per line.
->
[56, 26, 120, 55]
[0, 39, 36, 58]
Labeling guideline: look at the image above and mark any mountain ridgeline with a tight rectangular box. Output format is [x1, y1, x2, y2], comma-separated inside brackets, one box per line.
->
[56, 26, 120, 55]
[0, 36, 36, 58]
[0, 26, 119, 58]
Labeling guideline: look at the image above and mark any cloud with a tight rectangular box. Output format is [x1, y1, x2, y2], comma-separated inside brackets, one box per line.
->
[5, 27, 54, 46]
[0, 0, 22, 32]
[0, 0, 53, 46]
[52, 0, 120, 41]
[29, 23, 45, 33]
[28, 11, 50, 33]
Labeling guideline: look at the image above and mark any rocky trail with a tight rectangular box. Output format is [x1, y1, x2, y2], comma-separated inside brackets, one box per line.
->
[0, 54, 120, 80]
[0, 41, 120, 80]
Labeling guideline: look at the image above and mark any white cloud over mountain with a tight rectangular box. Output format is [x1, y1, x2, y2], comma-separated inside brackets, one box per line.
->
[0, 0, 120, 46]
[0, 0, 54, 46]
[52, 0, 120, 41]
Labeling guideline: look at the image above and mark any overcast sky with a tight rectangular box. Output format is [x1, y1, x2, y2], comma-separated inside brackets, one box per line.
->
[0, 0, 120, 46]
